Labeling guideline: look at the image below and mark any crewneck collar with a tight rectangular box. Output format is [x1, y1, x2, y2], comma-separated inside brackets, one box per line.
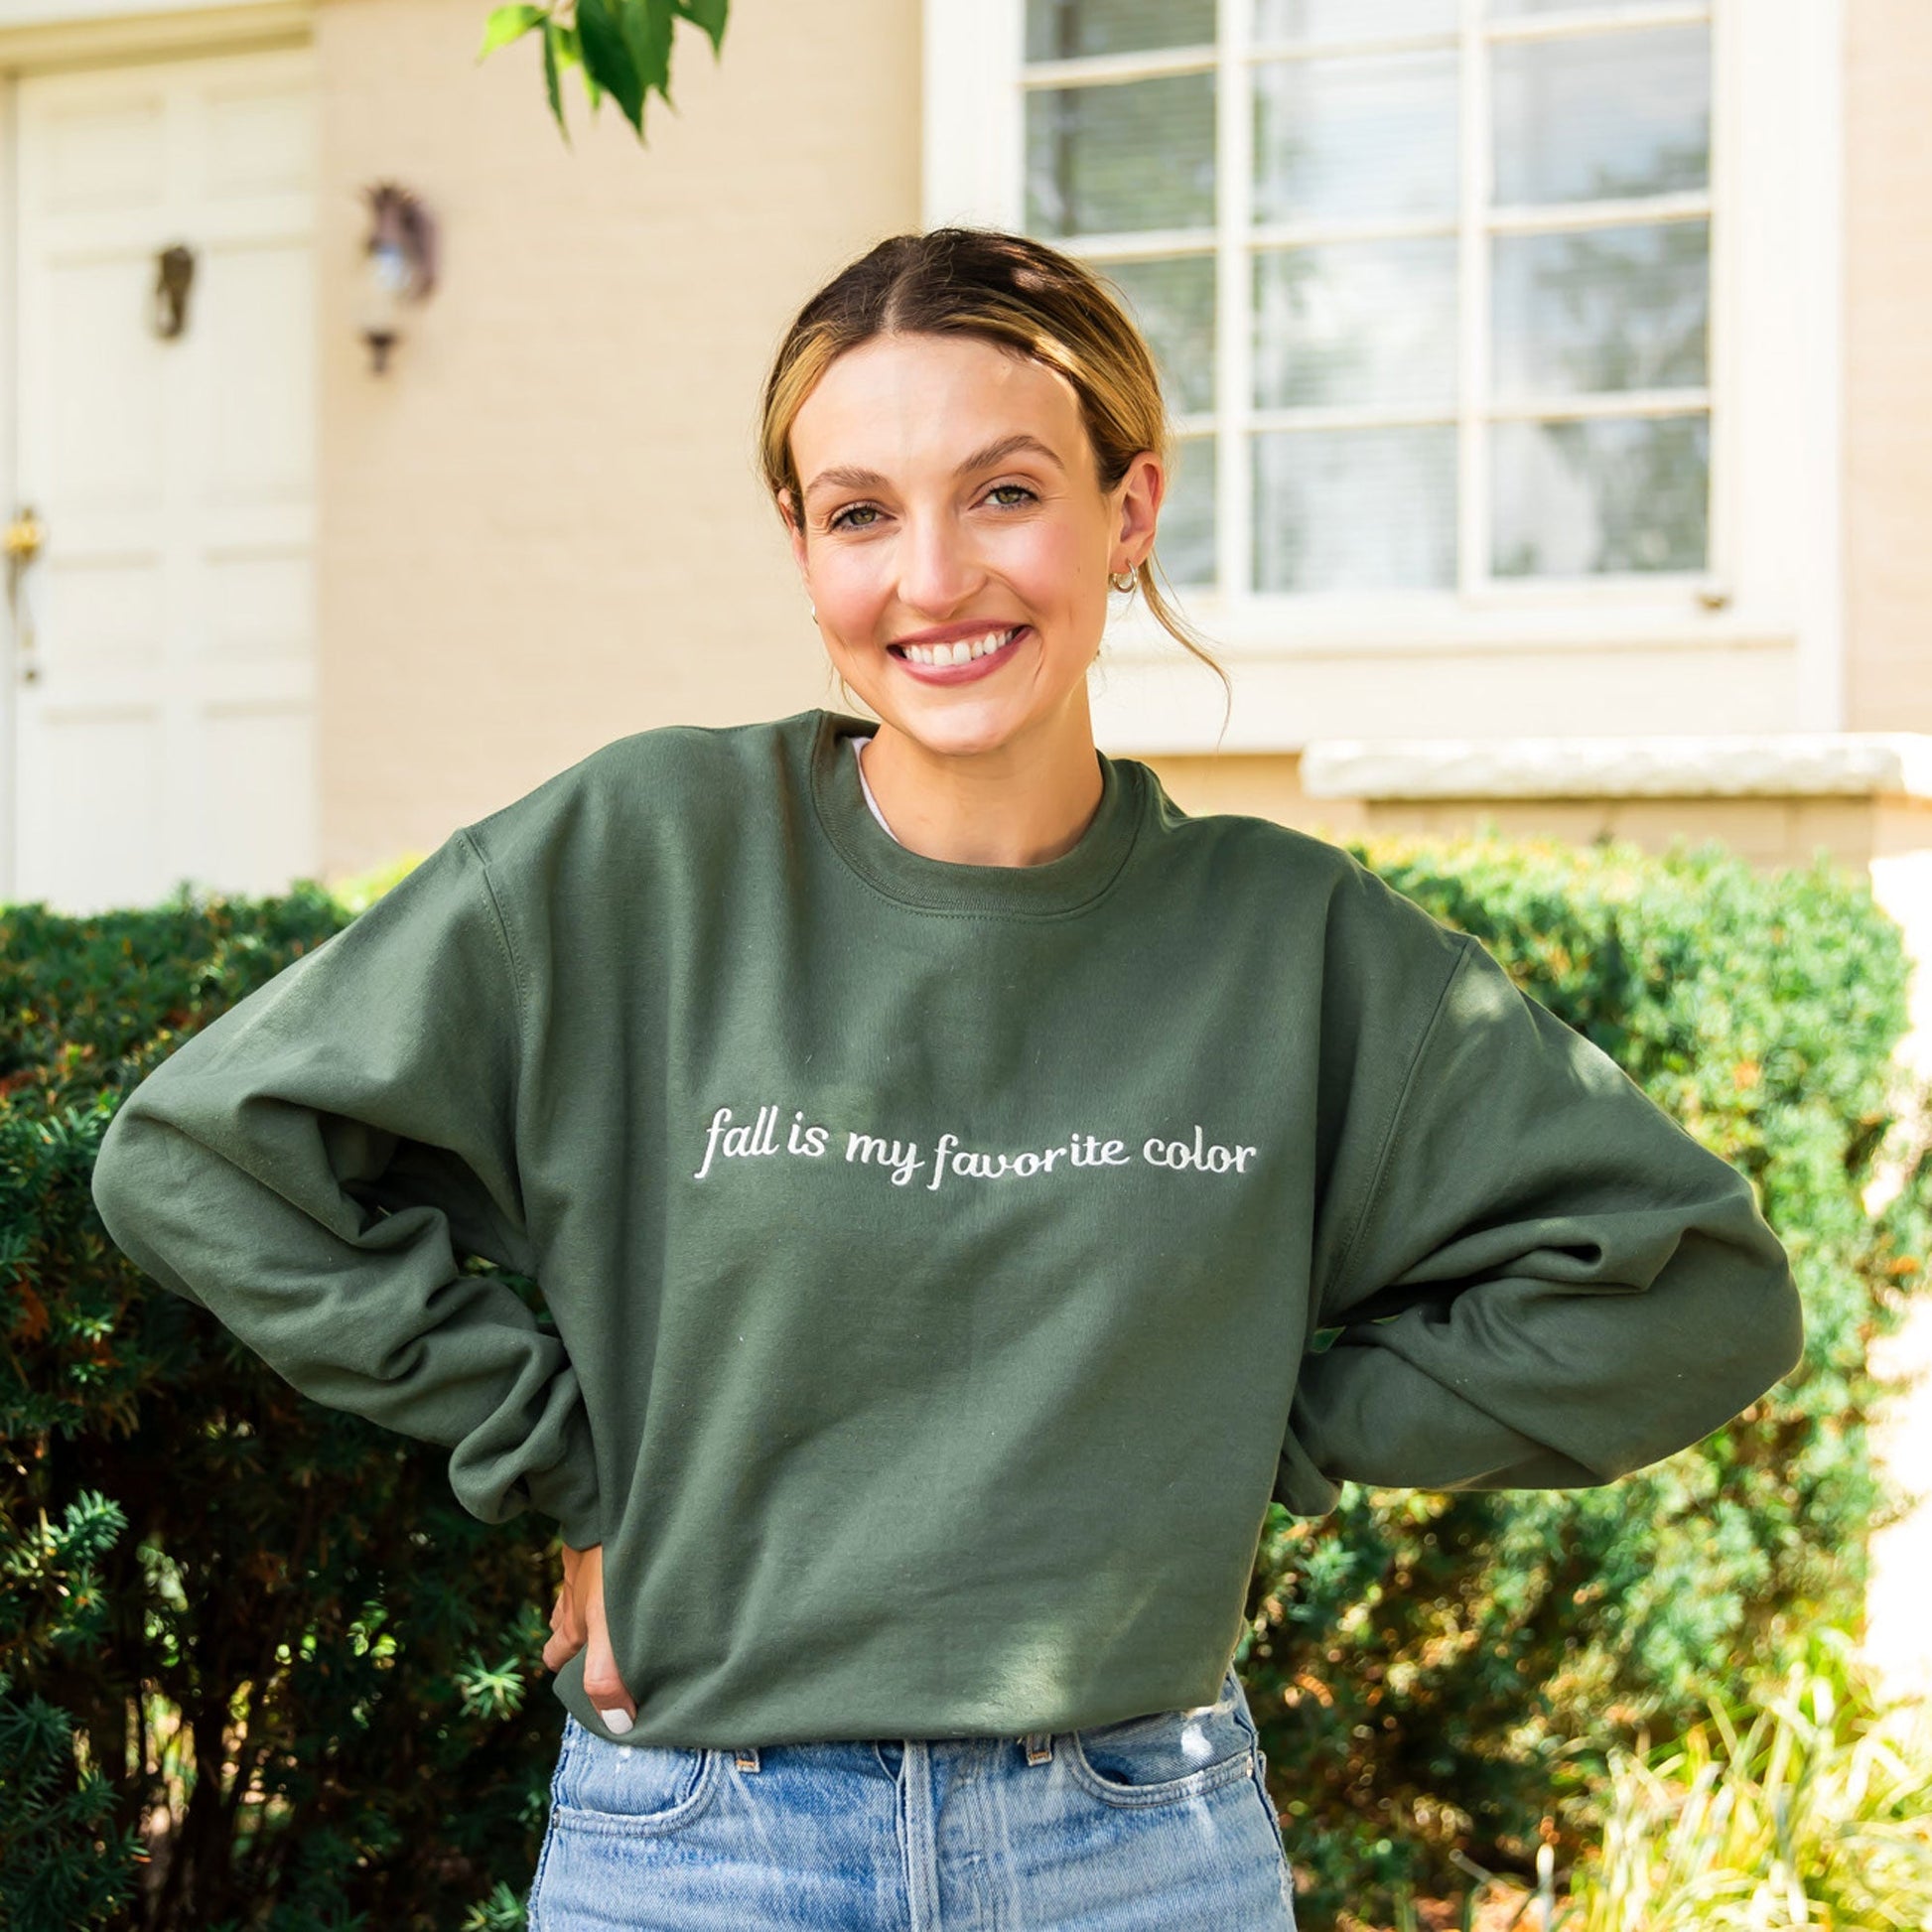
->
[808, 709, 1146, 918]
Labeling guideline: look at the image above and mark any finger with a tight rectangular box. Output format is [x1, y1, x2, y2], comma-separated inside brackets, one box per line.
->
[540, 1627, 577, 1674]
[579, 1559, 636, 1735]
[582, 1644, 636, 1733]
[541, 1584, 587, 1673]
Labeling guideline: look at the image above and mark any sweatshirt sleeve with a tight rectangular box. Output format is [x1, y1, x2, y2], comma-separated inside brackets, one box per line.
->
[88, 826, 605, 1551]
[1277, 926, 1804, 1512]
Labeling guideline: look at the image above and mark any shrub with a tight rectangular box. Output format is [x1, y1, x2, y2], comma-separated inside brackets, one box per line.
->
[1, 873, 561, 1932]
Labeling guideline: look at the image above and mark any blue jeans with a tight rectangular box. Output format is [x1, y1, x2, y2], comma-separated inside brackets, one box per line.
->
[526, 1661, 1298, 1929]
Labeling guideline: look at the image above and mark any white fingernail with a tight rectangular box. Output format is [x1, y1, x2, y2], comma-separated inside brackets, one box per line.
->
[596, 1706, 634, 1733]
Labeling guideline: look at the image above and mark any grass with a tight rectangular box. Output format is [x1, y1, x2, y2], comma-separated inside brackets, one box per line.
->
[1560, 1629, 1932, 1930]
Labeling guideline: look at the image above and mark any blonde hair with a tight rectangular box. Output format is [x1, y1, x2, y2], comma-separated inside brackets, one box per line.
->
[756, 224, 1229, 722]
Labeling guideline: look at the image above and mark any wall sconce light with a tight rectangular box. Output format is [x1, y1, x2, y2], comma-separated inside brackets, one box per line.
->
[357, 181, 437, 375]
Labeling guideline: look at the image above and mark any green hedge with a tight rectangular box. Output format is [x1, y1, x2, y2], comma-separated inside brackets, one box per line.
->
[1, 866, 548, 1932]
[2, 826, 1926, 1930]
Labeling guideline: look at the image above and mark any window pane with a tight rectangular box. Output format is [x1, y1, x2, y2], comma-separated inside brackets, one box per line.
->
[1492, 27, 1710, 207]
[1252, 0, 1456, 41]
[1100, 256, 1216, 414]
[1158, 436, 1217, 588]
[1026, 0, 1214, 61]
[1493, 219, 1708, 397]
[1253, 238, 1457, 410]
[1027, 73, 1216, 235]
[1254, 50, 1458, 224]
[1253, 427, 1457, 591]
[1491, 414, 1709, 575]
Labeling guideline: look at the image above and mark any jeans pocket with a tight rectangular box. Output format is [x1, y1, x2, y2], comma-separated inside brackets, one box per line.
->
[550, 1712, 721, 1836]
[1064, 1672, 1258, 1809]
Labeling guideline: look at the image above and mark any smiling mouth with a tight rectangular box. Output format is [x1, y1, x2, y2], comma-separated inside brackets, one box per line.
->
[888, 624, 1029, 668]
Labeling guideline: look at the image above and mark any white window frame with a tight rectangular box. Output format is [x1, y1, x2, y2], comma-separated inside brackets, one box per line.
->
[923, 0, 1844, 747]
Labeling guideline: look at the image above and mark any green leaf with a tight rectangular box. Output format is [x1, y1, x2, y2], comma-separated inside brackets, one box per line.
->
[619, 0, 675, 103]
[577, 0, 645, 131]
[672, 0, 728, 58]
[540, 19, 571, 146]
[477, 4, 546, 61]
[560, 26, 605, 111]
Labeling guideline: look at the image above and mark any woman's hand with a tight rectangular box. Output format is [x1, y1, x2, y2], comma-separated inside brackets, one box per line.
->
[542, 1540, 639, 1733]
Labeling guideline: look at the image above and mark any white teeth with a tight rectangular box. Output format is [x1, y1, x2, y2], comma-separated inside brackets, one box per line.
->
[901, 626, 1023, 668]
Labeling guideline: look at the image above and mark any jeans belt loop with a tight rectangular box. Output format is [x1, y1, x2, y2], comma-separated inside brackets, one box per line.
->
[733, 1745, 760, 1772]
[1021, 1728, 1053, 1765]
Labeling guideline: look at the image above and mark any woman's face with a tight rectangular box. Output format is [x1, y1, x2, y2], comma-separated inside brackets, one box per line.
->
[780, 331, 1162, 760]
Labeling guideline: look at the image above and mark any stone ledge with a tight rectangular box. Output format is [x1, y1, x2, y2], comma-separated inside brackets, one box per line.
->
[1298, 733, 1932, 801]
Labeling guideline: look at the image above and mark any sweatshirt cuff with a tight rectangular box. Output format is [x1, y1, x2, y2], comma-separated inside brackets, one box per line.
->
[514, 1402, 605, 1551]
[1289, 1339, 1602, 1491]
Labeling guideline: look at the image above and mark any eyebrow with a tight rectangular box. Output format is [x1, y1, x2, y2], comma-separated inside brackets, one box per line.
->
[803, 432, 1066, 503]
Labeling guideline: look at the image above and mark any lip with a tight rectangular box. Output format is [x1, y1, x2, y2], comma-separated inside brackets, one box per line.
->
[890, 624, 1031, 686]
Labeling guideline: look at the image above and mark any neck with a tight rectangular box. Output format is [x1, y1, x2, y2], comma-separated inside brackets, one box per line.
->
[858, 698, 1104, 868]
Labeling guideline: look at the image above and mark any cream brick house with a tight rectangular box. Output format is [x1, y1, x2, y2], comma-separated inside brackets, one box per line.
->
[2, 0, 1929, 1683]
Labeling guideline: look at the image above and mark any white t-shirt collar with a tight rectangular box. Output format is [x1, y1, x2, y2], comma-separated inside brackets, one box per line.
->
[850, 734, 901, 846]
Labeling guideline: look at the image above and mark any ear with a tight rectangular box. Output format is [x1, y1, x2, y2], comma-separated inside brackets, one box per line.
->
[1114, 452, 1165, 571]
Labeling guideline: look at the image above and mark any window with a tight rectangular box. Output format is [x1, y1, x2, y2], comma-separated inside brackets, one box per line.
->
[961, 0, 1722, 605]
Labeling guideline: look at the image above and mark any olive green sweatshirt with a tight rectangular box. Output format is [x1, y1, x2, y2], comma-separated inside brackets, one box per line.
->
[88, 708, 1804, 1748]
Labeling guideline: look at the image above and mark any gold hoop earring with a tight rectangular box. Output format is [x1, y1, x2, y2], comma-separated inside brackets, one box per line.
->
[1109, 569, 1137, 594]
[809, 602, 817, 621]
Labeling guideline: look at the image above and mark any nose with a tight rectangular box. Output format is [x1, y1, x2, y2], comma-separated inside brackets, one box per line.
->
[896, 509, 985, 619]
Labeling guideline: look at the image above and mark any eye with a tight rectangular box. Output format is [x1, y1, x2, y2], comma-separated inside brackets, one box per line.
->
[825, 482, 1036, 534]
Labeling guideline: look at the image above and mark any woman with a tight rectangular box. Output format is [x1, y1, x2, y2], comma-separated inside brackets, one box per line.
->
[89, 226, 1804, 1929]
